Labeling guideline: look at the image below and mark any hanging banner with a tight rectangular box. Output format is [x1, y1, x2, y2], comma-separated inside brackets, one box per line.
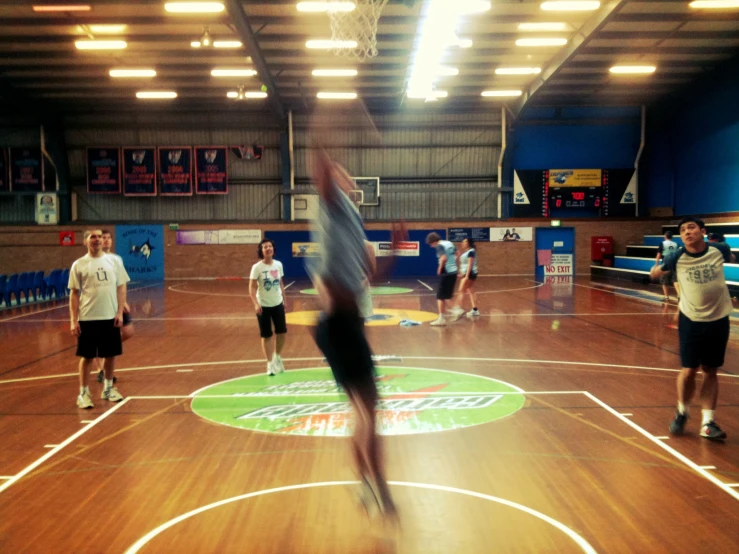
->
[548, 169, 602, 188]
[195, 146, 228, 194]
[87, 147, 121, 194]
[490, 227, 533, 242]
[10, 147, 43, 192]
[159, 147, 193, 196]
[0, 148, 8, 192]
[36, 193, 58, 225]
[123, 147, 157, 196]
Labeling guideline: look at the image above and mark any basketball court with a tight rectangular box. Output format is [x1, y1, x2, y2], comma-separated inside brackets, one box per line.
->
[1, 277, 738, 553]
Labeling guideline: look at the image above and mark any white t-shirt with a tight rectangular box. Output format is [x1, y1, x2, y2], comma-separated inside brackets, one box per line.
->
[68, 253, 131, 321]
[249, 260, 284, 307]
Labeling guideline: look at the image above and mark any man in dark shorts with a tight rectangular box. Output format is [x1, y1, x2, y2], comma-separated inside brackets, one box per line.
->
[96, 229, 134, 383]
[655, 230, 679, 301]
[69, 229, 130, 408]
[310, 150, 398, 520]
[651, 216, 735, 440]
[425, 232, 459, 325]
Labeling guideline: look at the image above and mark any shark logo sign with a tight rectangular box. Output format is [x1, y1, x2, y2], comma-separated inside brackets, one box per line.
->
[115, 224, 164, 280]
[191, 367, 525, 436]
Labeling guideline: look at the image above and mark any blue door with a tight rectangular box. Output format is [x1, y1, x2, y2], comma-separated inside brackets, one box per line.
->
[534, 227, 575, 281]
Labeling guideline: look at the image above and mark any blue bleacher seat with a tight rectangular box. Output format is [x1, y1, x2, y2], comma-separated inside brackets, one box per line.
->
[0, 275, 6, 307]
[4, 273, 19, 306]
[17, 272, 29, 303]
[61, 268, 70, 296]
[44, 269, 62, 299]
[30, 271, 47, 301]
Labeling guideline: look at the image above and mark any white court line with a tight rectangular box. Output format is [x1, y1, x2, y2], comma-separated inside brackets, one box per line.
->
[176, 369, 194, 373]
[284, 281, 295, 290]
[728, 484, 739, 488]
[478, 312, 667, 317]
[654, 436, 670, 440]
[133, 391, 583, 400]
[417, 279, 433, 291]
[43, 445, 60, 448]
[700, 466, 717, 470]
[123, 480, 597, 554]
[620, 413, 633, 417]
[0, 476, 13, 480]
[583, 392, 739, 502]
[0, 397, 130, 494]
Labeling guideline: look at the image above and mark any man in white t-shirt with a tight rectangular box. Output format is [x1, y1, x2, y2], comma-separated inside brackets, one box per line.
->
[249, 239, 287, 376]
[69, 229, 130, 409]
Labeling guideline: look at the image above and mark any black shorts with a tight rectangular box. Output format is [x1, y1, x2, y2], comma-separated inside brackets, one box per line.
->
[437, 274, 458, 300]
[76, 319, 123, 359]
[123, 311, 132, 326]
[678, 313, 730, 369]
[314, 310, 375, 392]
[467, 273, 478, 281]
[257, 303, 287, 338]
[659, 271, 675, 286]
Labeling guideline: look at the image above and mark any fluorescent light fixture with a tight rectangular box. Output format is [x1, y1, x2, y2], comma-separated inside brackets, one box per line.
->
[541, 1, 600, 11]
[214, 40, 243, 48]
[689, 0, 739, 7]
[495, 67, 542, 75]
[407, 90, 448, 99]
[88, 24, 127, 33]
[75, 40, 127, 50]
[136, 91, 177, 99]
[297, 1, 356, 12]
[515, 37, 568, 46]
[191, 41, 202, 47]
[164, 2, 224, 13]
[227, 91, 268, 98]
[211, 68, 257, 77]
[436, 66, 459, 76]
[317, 92, 358, 99]
[312, 69, 358, 77]
[609, 65, 656, 74]
[33, 5, 91, 11]
[518, 22, 567, 31]
[481, 90, 523, 97]
[306, 39, 358, 49]
[110, 69, 157, 77]
[457, 38, 473, 48]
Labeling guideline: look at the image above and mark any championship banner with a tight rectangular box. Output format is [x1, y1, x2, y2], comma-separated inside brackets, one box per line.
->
[490, 227, 533, 242]
[0, 148, 8, 192]
[292, 242, 321, 257]
[36, 193, 58, 225]
[195, 146, 228, 195]
[87, 147, 121, 194]
[159, 147, 193, 196]
[123, 147, 157, 196]
[116, 224, 165, 280]
[10, 147, 43, 192]
[548, 170, 602, 188]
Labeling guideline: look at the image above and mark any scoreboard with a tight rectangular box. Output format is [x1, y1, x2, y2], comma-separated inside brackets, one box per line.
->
[547, 187, 602, 212]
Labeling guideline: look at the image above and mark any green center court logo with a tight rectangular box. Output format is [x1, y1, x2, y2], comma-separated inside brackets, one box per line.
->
[191, 367, 525, 436]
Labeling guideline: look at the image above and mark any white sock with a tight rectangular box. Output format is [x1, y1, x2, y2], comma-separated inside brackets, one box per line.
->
[702, 409, 715, 425]
[104, 379, 113, 390]
[80, 386, 89, 396]
[677, 402, 687, 415]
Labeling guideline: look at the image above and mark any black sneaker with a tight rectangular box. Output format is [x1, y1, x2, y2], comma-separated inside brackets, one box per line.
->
[700, 421, 727, 441]
[669, 411, 688, 435]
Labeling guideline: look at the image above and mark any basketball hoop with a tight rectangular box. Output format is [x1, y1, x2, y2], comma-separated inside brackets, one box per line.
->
[328, 0, 390, 62]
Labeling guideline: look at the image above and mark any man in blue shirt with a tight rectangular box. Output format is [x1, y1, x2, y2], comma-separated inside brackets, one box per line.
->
[426, 232, 458, 326]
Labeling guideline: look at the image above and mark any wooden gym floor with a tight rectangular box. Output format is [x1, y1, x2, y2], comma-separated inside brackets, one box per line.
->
[0, 276, 737, 553]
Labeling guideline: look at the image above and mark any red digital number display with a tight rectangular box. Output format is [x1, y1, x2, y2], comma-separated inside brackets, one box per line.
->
[571, 192, 585, 200]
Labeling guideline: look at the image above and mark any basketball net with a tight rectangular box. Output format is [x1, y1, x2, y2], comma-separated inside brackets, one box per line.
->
[328, 0, 390, 62]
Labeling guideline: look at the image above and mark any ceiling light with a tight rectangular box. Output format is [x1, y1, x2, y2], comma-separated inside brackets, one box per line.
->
[297, 1, 356, 12]
[227, 90, 268, 99]
[540, 1, 600, 11]
[306, 39, 358, 49]
[136, 91, 177, 99]
[164, 2, 225, 13]
[518, 22, 567, 31]
[191, 41, 202, 47]
[689, 0, 739, 7]
[609, 65, 656, 74]
[457, 38, 473, 48]
[481, 90, 523, 97]
[88, 24, 127, 33]
[317, 92, 358, 99]
[312, 69, 358, 77]
[75, 40, 127, 50]
[515, 37, 568, 46]
[200, 28, 212, 47]
[211, 69, 257, 77]
[407, 90, 448, 99]
[214, 40, 242, 48]
[495, 67, 542, 75]
[436, 67, 459, 76]
[33, 5, 91, 11]
[110, 69, 157, 77]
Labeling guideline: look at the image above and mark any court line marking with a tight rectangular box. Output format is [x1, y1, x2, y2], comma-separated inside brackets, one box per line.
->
[0, 476, 13, 480]
[43, 445, 60, 448]
[131, 391, 583, 399]
[3, 355, 739, 386]
[700, 466, 716, 470]
[284, 281, 295, 290]
[123, 480, 598, 554]
[0, 397, 130, 495]
[417, 279, 433, 291]
[583, 392, 739, 502]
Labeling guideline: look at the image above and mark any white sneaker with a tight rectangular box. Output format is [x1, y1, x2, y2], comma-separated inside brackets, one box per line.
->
[102, 386, 123, 402]
[430, 317, 446, 326]
[267, 362, 276, 376]
[449, 307, 464, 321]
[467, 309, 480, 318]
[77, 391, 94, 409]
[273, 355, 285, 373]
